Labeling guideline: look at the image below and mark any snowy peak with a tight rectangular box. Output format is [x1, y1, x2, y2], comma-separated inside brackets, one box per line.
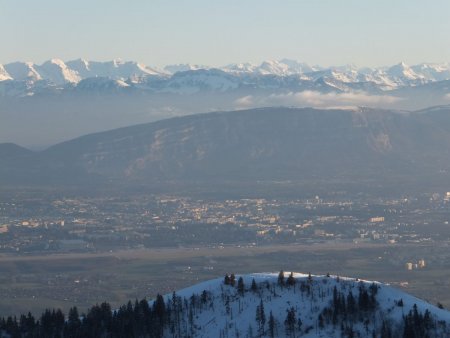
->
[386, 61, 425, 84]
[223, 60, 316, 76]
[309, 68, 358, 83]
[411, 62, 450, 81]
[2, 59, 165, 86]
[73, 59, 164, 80]
[65, 58, 91, 78]
[110, 60, 164, 77]
[222, 62, 258, 73]
[164, 68, 239, 93]
[164, 64, 209, 74]
[257, 60, 291, 75]
[279, 58, 318, 73]
[37, 58, 81, 84]
[4, 62, 42, 82]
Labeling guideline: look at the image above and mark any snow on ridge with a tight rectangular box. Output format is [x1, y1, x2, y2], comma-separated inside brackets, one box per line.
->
[257, 60, 291, 76]
[223, 60, 316, 76]
[65, 59, 91, 78]
[4, 61, 42, 81]
[37, 58, 81, 84]
[222, 62, 258, 74]
[164, 64, 210, 74]
[280, 58, 319, 73]
[411, 62, 450, 81]
[386, 62, 425, 83]
[111, 60, 164, 77]
[163, 68, 239, 93]
[61, 58, 168, 83]
[169, 272, 372, 298]
[0, 64, 12, 81]
[74, 77, 131, 91]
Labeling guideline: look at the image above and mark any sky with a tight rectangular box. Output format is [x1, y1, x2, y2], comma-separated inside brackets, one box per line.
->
[2, 0, 450, 68]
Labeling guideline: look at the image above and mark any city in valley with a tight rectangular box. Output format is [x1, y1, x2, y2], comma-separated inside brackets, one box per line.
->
[1, 189, 450, 316]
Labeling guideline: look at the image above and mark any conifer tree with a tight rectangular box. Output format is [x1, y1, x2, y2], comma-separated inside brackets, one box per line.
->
[224, 274, 230, 285]
[347, 291, 356, 315]
[278, 270, 285, 286]
[230, 273, 236, 286]
[238, 276, 245, 295]
[258, 299, 266, 335]
[287, 272, 295, 286]
[318, 313, 325, 328]
[284, 307, 296, 337]
[251, 278, 258, 292]
[268, 311, 275, 338]
[65, 306, 81, 337]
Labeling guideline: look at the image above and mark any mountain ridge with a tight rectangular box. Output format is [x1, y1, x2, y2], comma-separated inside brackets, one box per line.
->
[3, 106, 450, 191]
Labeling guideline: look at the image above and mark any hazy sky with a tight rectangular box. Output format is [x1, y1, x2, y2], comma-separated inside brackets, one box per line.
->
[2, 0, 450, 67]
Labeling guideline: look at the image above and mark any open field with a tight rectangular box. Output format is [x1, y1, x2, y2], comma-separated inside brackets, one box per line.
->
[0, 242, 449, 316]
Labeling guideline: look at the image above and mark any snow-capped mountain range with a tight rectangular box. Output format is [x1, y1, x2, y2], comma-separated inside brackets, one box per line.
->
[1, 58, 450, 97]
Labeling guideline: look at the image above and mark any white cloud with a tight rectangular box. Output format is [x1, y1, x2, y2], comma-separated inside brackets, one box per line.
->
[234, 95, 254, 108]
[235, 91, 403, 109]
[264, 91, 402, 108]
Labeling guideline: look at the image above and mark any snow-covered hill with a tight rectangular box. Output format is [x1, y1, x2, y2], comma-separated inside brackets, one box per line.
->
[152, 272, 450, 338]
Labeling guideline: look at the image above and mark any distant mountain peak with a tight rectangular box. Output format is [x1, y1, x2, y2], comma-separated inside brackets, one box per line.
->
[4, 61, 42, 82]
[46, 58, 66, 66]
[164, 63, 210, 74]
[112, 58, 124, 67]
[39, 58, 81, 84]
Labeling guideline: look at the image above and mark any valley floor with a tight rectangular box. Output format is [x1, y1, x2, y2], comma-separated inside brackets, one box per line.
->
[1, 242, 449, 318]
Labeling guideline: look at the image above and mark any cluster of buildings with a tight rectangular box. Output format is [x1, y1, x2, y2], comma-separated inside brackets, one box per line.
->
[405, 259, 426, 271]
[1, 192, 450, 255]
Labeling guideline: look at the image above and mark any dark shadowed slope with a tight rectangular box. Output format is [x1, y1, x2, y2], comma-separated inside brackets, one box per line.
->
[0, 143, 32, 160]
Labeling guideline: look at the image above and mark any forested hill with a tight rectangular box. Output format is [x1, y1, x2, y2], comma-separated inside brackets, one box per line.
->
[1, 272, 450, 337]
